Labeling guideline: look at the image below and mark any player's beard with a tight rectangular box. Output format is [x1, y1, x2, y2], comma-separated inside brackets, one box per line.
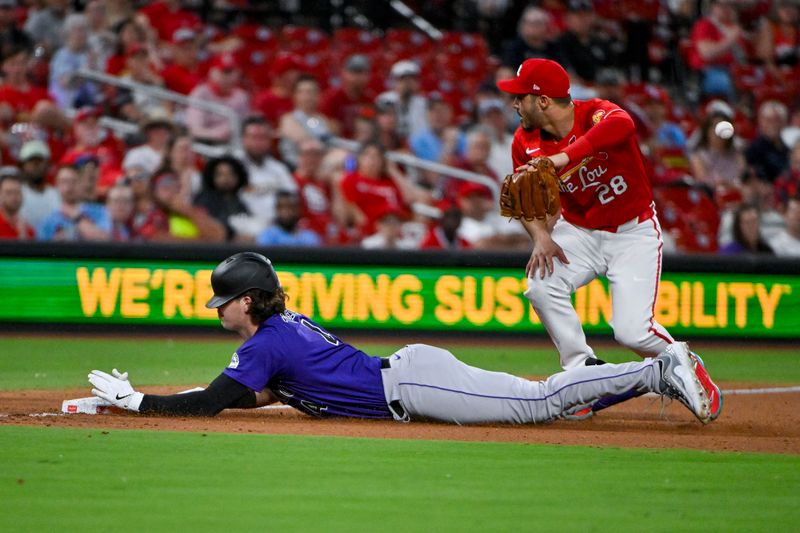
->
[518, 108, 542, 131]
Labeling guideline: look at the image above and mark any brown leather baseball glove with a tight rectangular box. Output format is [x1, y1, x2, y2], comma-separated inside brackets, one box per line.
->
[499, 157, 561, 221]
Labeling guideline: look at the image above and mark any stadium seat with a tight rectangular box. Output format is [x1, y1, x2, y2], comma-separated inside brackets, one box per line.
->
[332, 28, 383, 55]
[280, 26, 330, 53]
[385, 29, 434, 56]
[234, 24, 279, 48]
[439, 32, 489, 57]
[654, 184, 720, 253]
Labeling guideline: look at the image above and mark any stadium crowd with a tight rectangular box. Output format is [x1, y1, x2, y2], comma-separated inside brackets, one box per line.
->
[0, 0, 799, 256]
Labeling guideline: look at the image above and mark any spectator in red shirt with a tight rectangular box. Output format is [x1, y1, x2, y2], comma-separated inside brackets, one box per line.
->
[319, 54, 375, 139]
[105, 18, 149, 75]
[293, 138, 339, 242]
[754, 0, 799, 82]
[338, 142, 410, 235]
[420, 201, 471, 250]
[0, 45, 57, 128]
[252, 54, 304, 127]
[689, 0, 747, 101]
[0, 170, 35, 239]
[60, 107, 124, 192]
[161, 27, 202, 95]
[136, 0, 201, 43]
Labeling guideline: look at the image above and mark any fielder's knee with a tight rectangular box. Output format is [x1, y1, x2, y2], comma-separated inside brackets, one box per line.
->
[523, 277, 550, 309]
[612, 326, 652, 355]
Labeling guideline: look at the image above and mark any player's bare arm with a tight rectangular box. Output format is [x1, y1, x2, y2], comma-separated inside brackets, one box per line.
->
[521, 217, 569, 279]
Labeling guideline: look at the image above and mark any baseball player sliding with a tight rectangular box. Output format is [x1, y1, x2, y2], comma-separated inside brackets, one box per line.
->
[495, 59, 722, 419]
[88, 252, 721, 425]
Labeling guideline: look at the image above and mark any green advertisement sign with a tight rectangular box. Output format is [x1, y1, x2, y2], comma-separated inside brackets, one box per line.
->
[0, 257, 797, 337]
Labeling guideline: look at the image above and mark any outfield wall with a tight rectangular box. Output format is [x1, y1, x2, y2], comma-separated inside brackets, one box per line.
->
[1, 242, 798, 339]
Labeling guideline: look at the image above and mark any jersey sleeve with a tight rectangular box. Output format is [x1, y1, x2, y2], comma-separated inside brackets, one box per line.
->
[222, 338, 275, 391]
[562, 100, 636, 164]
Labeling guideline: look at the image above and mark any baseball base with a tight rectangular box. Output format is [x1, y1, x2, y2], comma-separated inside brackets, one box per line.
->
[62, 387, 206, 414]
[61, 396, 113, 415]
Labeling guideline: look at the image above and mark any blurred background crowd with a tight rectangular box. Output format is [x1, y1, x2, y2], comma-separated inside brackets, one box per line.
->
[0, 0, 799, 256]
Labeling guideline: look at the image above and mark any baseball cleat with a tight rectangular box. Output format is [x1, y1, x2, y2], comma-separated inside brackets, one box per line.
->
[656, 342, 713, 424]
[688, 350, 723, 421]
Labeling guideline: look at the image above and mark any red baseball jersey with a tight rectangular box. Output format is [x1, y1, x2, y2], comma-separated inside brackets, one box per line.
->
[511, 98, 653, 230]
[339, 171, 405, 234]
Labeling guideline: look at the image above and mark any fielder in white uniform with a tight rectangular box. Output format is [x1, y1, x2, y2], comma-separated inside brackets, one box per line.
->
[498, 61, 678, 363]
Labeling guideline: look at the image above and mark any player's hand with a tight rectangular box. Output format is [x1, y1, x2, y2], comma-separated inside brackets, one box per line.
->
[526, 233, 569, 279]
[88, 368, 144, 412]
[515, 153, 569, 173]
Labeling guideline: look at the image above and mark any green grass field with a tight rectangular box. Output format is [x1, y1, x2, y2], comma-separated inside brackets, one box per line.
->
[1, 335, 799, 390]
[1, 335, 799, 532]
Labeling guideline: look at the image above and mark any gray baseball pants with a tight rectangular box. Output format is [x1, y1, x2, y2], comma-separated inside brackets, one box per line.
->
[380, 343, 661, 424]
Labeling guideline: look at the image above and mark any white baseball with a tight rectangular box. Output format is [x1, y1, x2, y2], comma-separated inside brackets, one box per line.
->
[715, 120, 734, 140]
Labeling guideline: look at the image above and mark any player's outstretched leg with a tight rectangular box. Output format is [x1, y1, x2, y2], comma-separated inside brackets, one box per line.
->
[655, 342, 721, 424]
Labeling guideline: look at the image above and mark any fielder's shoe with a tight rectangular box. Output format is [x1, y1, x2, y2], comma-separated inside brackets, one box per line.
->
[656, 343, 713, 424]
[688, 350, 723, 421]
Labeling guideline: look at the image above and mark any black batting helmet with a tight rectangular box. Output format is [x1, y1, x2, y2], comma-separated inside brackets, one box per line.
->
[205, 252, 280, 309]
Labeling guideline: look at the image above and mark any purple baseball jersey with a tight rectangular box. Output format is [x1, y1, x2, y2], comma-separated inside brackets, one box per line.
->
[223, 310, 392, 419]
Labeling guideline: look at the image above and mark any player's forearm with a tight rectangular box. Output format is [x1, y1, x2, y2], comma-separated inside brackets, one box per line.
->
[562, 112, 635, 163]
[138, 373, 257, 416]
[520, 217, 551, 242]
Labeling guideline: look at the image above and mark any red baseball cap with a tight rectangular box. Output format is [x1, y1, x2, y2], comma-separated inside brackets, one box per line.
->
[458, 181, 493, 199]
[270, 54, 304, 76]
[496, 58, 571, 98]
[210, 52, 239, 71]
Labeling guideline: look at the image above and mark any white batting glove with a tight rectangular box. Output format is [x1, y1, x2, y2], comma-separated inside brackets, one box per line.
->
[88, 368, 144, 412]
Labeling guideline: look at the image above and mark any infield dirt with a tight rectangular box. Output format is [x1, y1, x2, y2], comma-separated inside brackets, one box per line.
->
[1, 382, 797, 455]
